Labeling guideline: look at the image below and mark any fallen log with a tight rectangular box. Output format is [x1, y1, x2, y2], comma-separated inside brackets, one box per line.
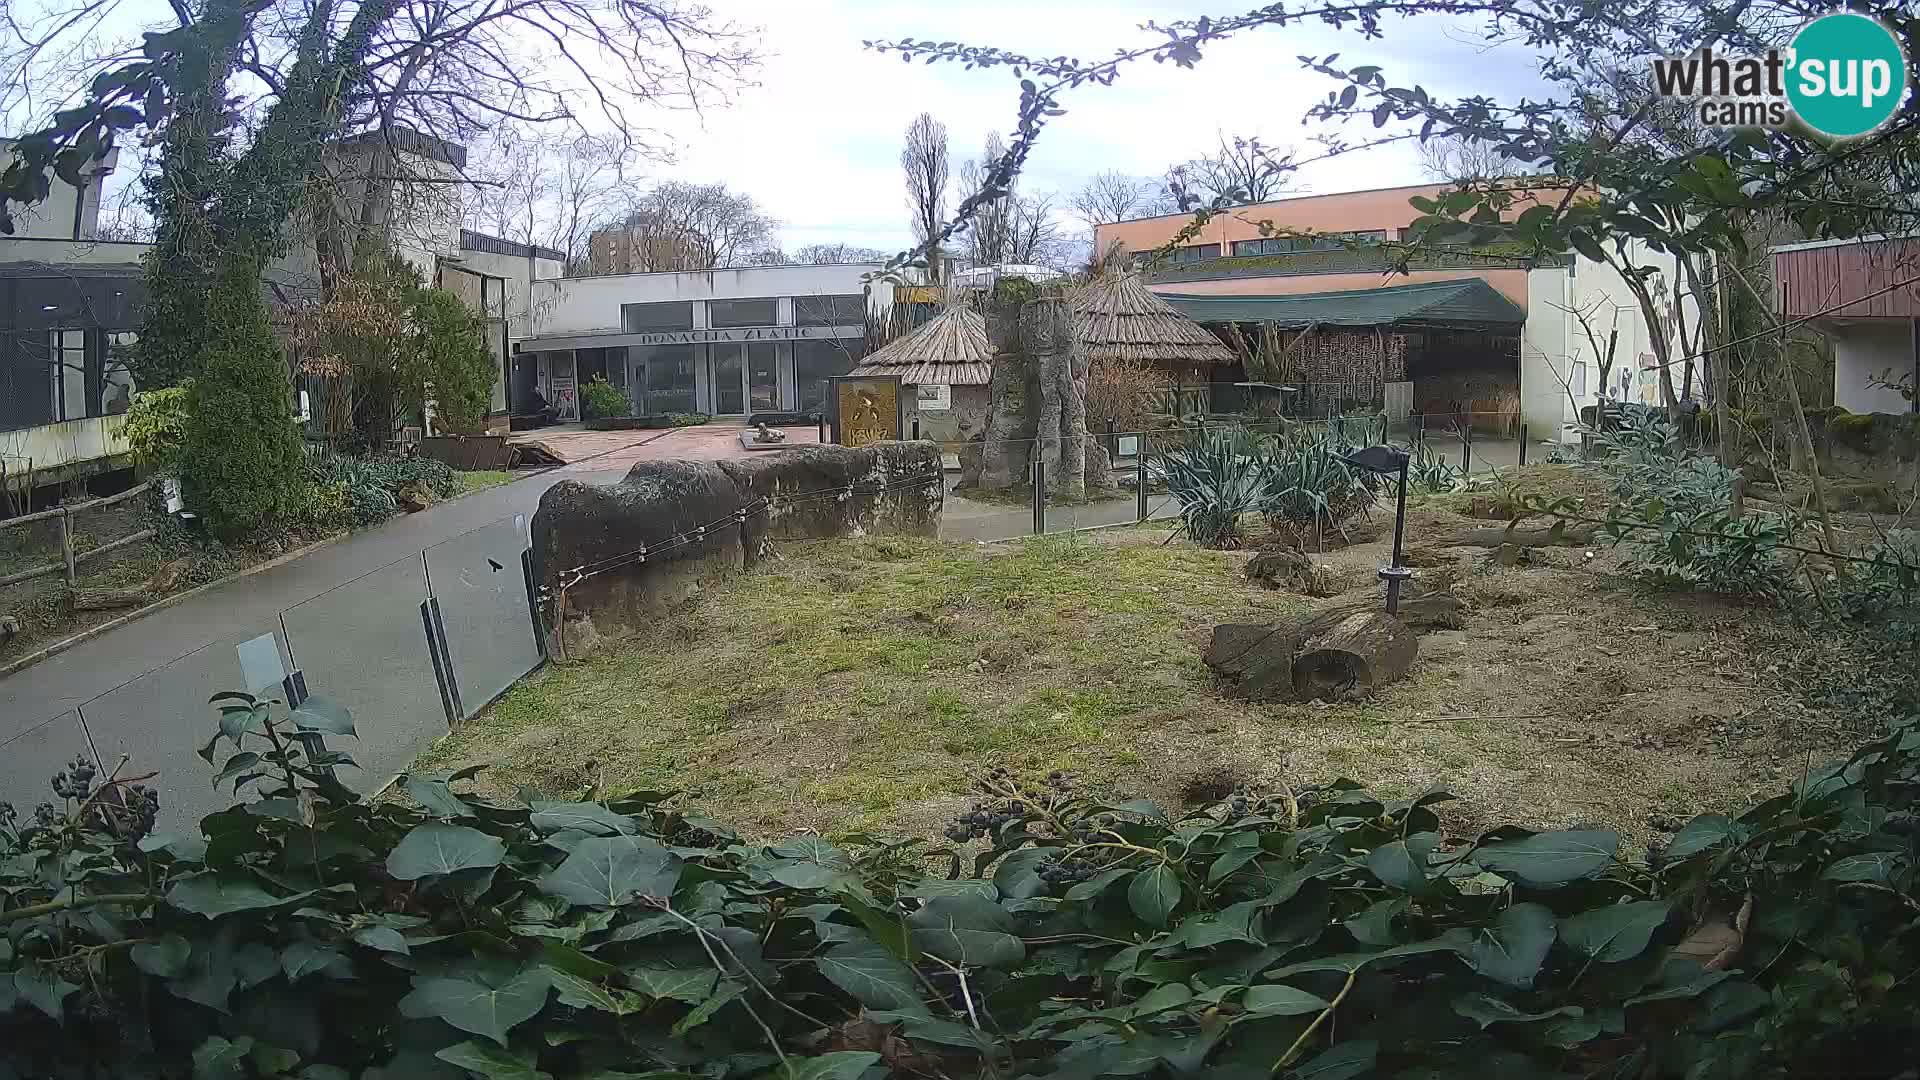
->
[1441, 522, 1595, 548]
[1319, 588, 1466, 631]
[1204, 607, 1420, 704]
[69, 586, 148, 611]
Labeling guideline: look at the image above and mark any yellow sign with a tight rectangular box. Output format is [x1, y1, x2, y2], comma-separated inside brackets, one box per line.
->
[899, 286, 943, 304]
[838, 379, 898, 447]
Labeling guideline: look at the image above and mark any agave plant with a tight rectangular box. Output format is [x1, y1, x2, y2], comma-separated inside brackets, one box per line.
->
[1154, 426, 1272, 548]
[1258, 430, 1380, 548]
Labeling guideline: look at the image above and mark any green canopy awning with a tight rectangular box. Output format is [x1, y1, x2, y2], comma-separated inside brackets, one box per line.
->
[1160, 278, 1526, 330]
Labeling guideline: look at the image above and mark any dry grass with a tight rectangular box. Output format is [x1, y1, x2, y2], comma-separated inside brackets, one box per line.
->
[425, 465, 1872, 847]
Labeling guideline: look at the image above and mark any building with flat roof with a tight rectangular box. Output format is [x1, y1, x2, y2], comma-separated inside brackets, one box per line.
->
[1771, 233, 1918, 416]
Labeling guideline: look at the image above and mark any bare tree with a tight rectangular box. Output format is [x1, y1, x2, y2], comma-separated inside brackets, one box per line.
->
[901, 112, 948, 282]
[794, 242, 887, 264]
[1416, 134, 1531, 183]
[957, 132, 1015, 268]
[1068, 170, 1170, 229]
[1007, 192, 1067, 268]
[466, 128, 631, 271]
[593, 180, 779, 271]
[1171, 133, 1295, 206]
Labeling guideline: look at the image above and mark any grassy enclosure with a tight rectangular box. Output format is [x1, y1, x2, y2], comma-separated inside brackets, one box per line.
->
[425, 466, 1871, 846]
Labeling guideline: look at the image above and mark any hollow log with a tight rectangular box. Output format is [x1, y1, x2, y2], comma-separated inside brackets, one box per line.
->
[1291, 611, 1418, 703]
[69, 586, 149, 611]
[1319, 588, 1466, 631]
[1442, 522, 1595, 548]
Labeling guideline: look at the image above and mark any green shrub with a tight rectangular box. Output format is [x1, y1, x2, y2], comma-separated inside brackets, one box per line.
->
[413, 287, 498, 435]
[179, 258, 306, 540]
[121, 382, 193, 472]
[669, 411, 711, 427]
[302, 448, 459, 527]
[580, 375, 628, 419]
[4, 690, 1920, 1078]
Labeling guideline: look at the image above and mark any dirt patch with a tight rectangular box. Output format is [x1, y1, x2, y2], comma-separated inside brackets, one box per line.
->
[429, 472, 1869, 849]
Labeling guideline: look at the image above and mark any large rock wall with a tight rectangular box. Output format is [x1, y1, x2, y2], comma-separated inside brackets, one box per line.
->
[532, 441, 943, 639]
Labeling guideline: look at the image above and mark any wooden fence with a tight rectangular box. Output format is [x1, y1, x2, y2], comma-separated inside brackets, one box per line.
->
[0, 481, 157, 589]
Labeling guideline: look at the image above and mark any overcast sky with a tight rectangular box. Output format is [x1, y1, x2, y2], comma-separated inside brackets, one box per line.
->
[645, 0, 1558, 256]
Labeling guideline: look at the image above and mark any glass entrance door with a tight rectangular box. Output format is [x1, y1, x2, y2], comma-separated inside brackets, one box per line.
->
[713, 345, 745, 415]
[747, 343, 779, 414]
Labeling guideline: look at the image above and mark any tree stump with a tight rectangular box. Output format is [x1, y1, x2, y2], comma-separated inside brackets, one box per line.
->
[1246, 547, 1314, 591]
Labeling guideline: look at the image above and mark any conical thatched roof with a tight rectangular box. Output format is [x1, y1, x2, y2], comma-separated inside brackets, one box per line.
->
[1071, 267, 1236, 368]
[848, 302, 991, 386]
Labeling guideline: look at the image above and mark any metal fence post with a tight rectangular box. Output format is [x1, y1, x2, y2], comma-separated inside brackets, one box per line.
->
[1032, 458, 1046, 535]
[1136, 433, 1149, 523]
[1463, 422, 1474, 474]
[521, 548, 547, 660]
[1518, 423, 1528, 466]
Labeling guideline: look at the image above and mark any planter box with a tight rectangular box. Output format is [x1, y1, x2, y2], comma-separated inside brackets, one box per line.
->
[584, 415, 681, 431]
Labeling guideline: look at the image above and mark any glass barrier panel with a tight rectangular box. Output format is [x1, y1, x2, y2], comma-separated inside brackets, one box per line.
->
[425, 519, 543, 718]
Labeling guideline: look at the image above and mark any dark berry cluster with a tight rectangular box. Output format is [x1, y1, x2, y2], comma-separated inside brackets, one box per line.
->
[946, 799, 1026, 842]
[51, 755, 97, 800]
[90, 784, 160, 844]
[1037, 857, 1100, 885]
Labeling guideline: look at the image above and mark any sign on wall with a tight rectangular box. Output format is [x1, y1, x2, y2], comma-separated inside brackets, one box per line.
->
[915, 384, 952, 411]
[627, 325, 860, 346]
[838, 379, 899, 448]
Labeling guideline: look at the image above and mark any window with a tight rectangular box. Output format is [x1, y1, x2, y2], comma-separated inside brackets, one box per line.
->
[1572, 362, 1588, 400]
[707, 298, 778, 328]
[794, 294, 866, 327]
[1166, 244, 1221, 265]
[51, 329, 86, 421]
[1234, 232, 1384, 256]
[102, 331, 137, 414]
[794, 340, 858, 414]
[641, 344, 697, 414]
[621, 301, 694, 333]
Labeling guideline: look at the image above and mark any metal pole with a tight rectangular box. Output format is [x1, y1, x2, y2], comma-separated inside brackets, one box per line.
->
[1386, 456, 1410, 616]
[59, 507, 75, 584]
[1032, 458, 1045, 535]
[1518, 423, 1528, 466]
[911, 414, 921, 440]
[818, 412, 828, 444]
[1462, 422, 1474, 474]
[1136, 433, 1148, 522]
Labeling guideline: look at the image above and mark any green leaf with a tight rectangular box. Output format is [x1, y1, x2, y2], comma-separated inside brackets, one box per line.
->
[817, 939, 927, 1013]
[528, 801, 637, 836]
[167, 874, 308, 918]
[626, 965, 719, 1004]
[1343, 897, 1407, 947]
[434, 1040, 551, 1080]
[1559, 901, 1670, 962]
[540, 835, 682, 907]
[1452, 992, 1583, 1028]
[402, 773, 474, 818]
[290, 696, 355, 736]
[213, 752, 262, 788]
[1365, 840, 1426, 892]
[993, 847, 1052, 899]
[386, 824, 507, 880]
[544, 967, 628, 1014]
[1065, 866, 1132, 901]
[192, 1035, 254, 1080]
[132, 934, 192, 977]
[765, 861, 848, 889]
[907, 895, 1026, 969]
[671, 980, 744, 1036]
[1127, 863, 1182, 927]
[1291, 1038, 1375, 1080]
[1823, 852, 1904, 883]
[1666, 815, 1737, 861]
[1243, 983, 1330, 1016]
[781, 1052, 881, 1080]
[399, 968, 551, 1046]
[12, 965, 78, 1021]
[1697, 980, 1769, 1032]
[282, 941, 346, 982]
[354, 926, 411, 955]
[1128, 981, 1193, 1018]
[1473, 830, 1618, 885]
[1465, 903, 1556, 989]
[1569, 230, 1608, 264]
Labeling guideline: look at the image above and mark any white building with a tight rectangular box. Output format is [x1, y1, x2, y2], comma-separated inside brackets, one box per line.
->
[521, 264, 903, 421]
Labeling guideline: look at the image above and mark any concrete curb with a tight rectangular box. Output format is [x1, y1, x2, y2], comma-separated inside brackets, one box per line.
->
[0, 530, 351, 680]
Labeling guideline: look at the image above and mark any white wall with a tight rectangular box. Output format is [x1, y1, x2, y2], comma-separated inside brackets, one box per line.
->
[1833, 319, 1916, 414]
[0, 142, 113, 240]
[533, 264, 892, 336]
[0, 414, 130, 479]
[455, 246, 565, 340]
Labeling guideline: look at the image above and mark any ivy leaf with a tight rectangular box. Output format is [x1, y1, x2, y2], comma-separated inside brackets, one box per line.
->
[780, 1052, 881, 1080]
[386, 823, 507, 880]
[528, 801, 638, 836]
[671, 980, 744, 1036]
[1242, 983, 1330, 1016]
[540, 835, 682, 907]
[191, 1035, 254, 1080]
[353, 926, 411, 955]
[1465, 903, 1556, 989]
[1666, 815, 1737, 861]
[1452, 992, 1583, 1028]
[993, 847, 1052, 899]
[626, 965, 719, 1004]
[1292, 1038, 1376, 1080]
[544, 967, 627, 1014]
[1559, 901, 1670, 962]
[1365, 839, 1427, 892]
[402, 773, 474, 818]
[1823, 852, 1904, 883]
[12, 965, 78, 1021]
[1473, 830, 1618, 885]
[817, 939, 928, 1013]
[908, 895, 1026, 968]
[167, 874, 309, 918]
[132, 934, 193, 977]
[434, 1040, 552, 1080]
[1127, 863, 1182, 927]
[282, 941, 346, 982]
[399, 968, 551, 1046]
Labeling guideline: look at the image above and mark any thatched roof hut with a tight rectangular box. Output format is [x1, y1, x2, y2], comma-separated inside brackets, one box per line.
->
[847, 303, 991, 386]
[1070, 266, 1236, 369]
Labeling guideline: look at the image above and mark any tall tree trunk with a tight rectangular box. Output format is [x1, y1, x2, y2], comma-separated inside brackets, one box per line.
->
[979, 287, 1028, 490]
[1025, 293, 1086, 498]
